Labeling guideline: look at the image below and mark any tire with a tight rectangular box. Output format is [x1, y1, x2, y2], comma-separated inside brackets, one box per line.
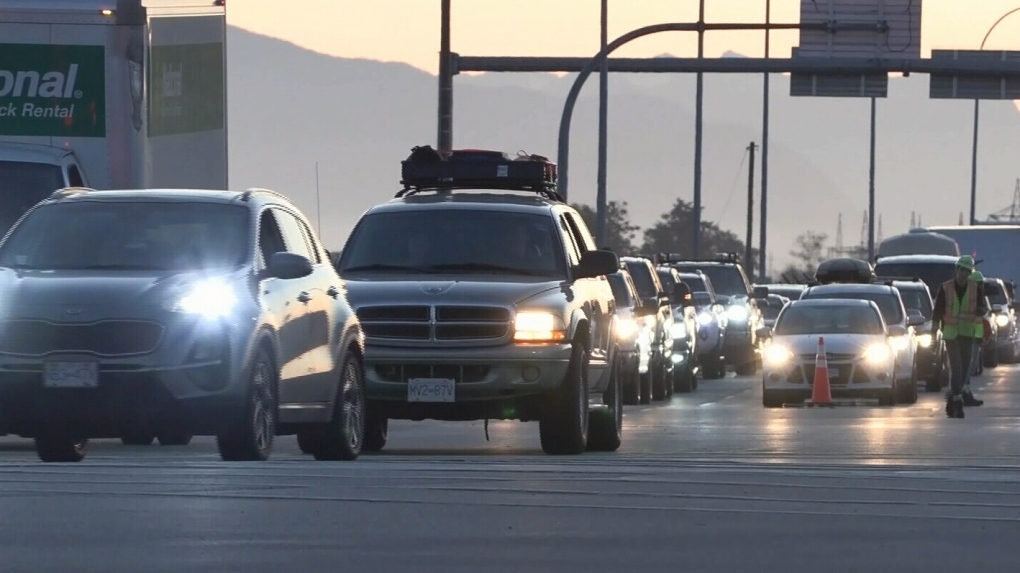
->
[638, 370, 652, 404]
[157, 435, 192, 446]
[622, 364, 640, 405]
[735, 350, 758, 376]
[121, 434, 155, 446]
[673, 364, 695, 393]
[925, 351, 945, 392]
[363, 408, 388, 453]
[313, 353, 366, 461]
[539, 343, 589, 455]
[296, 432, 320, 454]
[216, 346, 277, 462]
[36, 436, 87, 463]
[652, 358, 668, 401]
[896, 370, 918, 405]
[983, 346, 998, 368]
[762, 389, 783, 408]
[879, 388, 897, 406]
[587, 352, 622, 452]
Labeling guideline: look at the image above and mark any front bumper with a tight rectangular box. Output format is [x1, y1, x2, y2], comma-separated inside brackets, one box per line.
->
[763, 357, 894, 395]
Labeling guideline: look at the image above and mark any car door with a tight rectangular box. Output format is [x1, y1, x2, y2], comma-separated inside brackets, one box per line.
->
[271, 207, 332, 406]
[563, 212, 612, 364]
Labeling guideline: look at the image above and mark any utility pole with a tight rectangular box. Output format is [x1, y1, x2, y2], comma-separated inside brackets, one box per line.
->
[758, 0, 771, 287]
[595, 0, 609, 247]
[745, 142, 757, 277]
[437, 0, 453, 151]
[867, 97, 877, 261]
[692, 0, 705, 258]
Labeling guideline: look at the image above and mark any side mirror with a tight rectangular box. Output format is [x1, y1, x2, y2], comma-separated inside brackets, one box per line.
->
[752, 286, 769, 299]
[1011, 302, 1020, 313]
[756, 326, 772, 340]
[907, 314, 925, 327]
[657, 291, 671, 307]
[575, 249, 619, 280]
[267, 251, 313, 280]
[673, 282, 692, 306]
[887, 324, 908, 337]
[715, 294, 731, 306]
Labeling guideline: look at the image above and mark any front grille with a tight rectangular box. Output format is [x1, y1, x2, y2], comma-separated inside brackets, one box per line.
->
[357, 305, 511, 342]
[0, 320, 165, 357]
[374, 363, 490, 383]
[800, 352, 858, 362]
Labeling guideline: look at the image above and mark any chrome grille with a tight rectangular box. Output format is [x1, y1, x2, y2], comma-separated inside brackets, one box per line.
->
[0, 320, 165, 357]
[357, 305, 511, 342]
[374, 363, 491, 383]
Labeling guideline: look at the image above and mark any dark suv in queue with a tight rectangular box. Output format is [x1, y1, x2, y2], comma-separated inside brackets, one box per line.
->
[335, 147, 622, 455]
[0, 188, 366, 463]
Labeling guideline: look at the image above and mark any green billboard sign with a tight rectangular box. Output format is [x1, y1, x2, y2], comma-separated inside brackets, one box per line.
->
[0, 44, 106, 138]
[148, 42, 225, 137]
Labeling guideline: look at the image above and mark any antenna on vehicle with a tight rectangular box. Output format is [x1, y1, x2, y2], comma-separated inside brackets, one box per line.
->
[315, 161, 322, 236]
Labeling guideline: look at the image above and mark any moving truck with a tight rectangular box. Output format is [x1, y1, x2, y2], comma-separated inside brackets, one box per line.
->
[925, 225, 1020, 287]
[0, 0, 227, 234]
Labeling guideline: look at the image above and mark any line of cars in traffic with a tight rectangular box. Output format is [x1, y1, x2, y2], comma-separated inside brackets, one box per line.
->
[755, 256, 1020, 408]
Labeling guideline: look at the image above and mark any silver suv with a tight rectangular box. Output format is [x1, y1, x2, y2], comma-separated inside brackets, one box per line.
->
[0, 187, 366, 463]
[336, 146, 622, 455]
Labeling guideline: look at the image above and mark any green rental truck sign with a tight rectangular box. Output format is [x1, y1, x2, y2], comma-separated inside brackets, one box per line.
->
[0, 44, 106, 138]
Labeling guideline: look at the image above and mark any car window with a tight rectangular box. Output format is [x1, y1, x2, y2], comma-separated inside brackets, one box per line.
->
[873, 261, 955, 295]
[692, 292, 713, 306]
[774, 305, 884, 335]
[272, 208, 315, 261]
[339, 210, 566, 278]
[897, 288, 933, 319]
[0, 201, 250, 271]
[608, 273, 634, 306]
[801, 290, 904, 325]
[0, 161, 66, 236]
[681, 276, 706, 291]
[624, 261, 659, 299]
[675, 264, 748, 297]
[985, 282, 1008, 306]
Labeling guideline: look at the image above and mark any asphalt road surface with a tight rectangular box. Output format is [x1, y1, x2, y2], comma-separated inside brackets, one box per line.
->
[2, 367, 1018, 572]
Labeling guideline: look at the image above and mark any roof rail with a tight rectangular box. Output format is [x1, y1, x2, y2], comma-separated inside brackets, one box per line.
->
[239, 187, 290, 202]
[396, 145, 563, 202]
[659, 252, 741, 265]
[48, 187, 95, 200]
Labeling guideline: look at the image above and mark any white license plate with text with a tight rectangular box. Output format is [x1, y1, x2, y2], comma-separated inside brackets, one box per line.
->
[407, 378, 455, 402]
[43, 361, 99, 388]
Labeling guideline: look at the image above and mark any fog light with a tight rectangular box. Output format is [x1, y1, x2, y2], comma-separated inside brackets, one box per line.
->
[522, 365, 541, 383]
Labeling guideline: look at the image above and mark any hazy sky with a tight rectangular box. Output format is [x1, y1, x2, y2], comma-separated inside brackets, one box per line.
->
[229, 0, 1020, 73]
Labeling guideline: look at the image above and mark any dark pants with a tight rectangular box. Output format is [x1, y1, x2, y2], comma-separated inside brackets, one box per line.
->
[946, 337, 976, 397]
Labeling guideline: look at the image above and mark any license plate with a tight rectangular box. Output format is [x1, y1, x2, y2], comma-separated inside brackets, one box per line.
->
[407, 378, 455, 402]
[43, 361, 99, 388]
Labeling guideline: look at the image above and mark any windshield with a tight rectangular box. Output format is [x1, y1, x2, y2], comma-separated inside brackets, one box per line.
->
[0, 201, 250, 271]
[801, 290, 904, 325]
[608, 273, 634, 307]
[680, 275, 706, 291]
[897, 287, 933, 320]
[874, 261, 955, 296]
[675, 265, 748, 297]
[339, 210, 565, 277]
[775, 304, 884, 336]
[692, 292, 713, 307]
[624, 261, 658, 298]
[985, 281, 1008, 306]
[0, 161, 66, 237]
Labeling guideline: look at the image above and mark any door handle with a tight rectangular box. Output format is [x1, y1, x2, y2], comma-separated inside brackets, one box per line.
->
[327, 286, 340, 298]
[297, 291, 312, 303]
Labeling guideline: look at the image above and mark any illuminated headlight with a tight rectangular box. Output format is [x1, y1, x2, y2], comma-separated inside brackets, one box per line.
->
[726, 306, 748, 322]
[888, 335, 909, 352]
[763, 345, 793, 366]
[696, 312, 714, 326]
[514, 311, 567, 342]
[616, 317, 639, 340]
[864, 343, 893, 364]
[917, 334, 933, 348]
[168, 279, 238, 317]
[671, 322, 688, 339]
[995, 314, 1010, 328]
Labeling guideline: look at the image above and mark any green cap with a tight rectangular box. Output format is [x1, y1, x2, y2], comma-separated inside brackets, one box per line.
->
[970, 270, 984, 280]
[956, 255, 976, 271]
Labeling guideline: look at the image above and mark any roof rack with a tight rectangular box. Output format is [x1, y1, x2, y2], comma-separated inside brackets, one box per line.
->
[658, 252, 741, 265]
[48, 187, 95, 200]
[396, 145, 562, 201]
[814, 257, 875, 285]
[239, 187, 290, 202]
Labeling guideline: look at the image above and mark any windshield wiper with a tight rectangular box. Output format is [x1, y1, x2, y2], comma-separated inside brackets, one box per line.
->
[424, 262, 545, 276]
[342, 264, 434, 273]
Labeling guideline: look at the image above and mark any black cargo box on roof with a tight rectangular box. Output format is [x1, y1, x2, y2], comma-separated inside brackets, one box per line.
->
[815, 258, 875, 285]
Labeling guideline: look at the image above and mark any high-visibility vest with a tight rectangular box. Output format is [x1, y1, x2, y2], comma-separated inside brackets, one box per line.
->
[942, 279, 982, 339]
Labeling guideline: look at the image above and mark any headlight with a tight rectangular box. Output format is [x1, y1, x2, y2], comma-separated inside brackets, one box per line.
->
[169, 279, 238, 317]
[514, 311, 567, 342]
[616, 317, 639, 339]
[726, 305, 748, 322]
[697, 312, 714, 325]
[917, 334, 932, 348]
[863, 343, 892, 363]
[671, 322, 687, 339]
[888, 335, 909, 351]
[995, 314, 1010, 327]
[763, 345, 793, 366]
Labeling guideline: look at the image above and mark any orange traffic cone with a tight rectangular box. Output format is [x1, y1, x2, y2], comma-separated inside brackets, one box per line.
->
[810, 336, 833, 406]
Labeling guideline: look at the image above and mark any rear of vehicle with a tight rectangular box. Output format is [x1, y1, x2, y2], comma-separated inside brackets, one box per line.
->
[873, 255, 958, 300]
[984, 278, 1020, 364]
[761, 299, 896, 407]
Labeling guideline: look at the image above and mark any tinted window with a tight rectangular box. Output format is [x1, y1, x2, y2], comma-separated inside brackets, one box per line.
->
[775, 305, 884, 336]
[897, 287, 933, 319]
[680, 276, 706, 291]
[608, 273, 633, 306]
[273, 209, 315, 261]
[801, 290, 904, 325]
[0, 161, 66, 236]
[340, 210, 565, 277]
[873, 261, 955, 296]
[0, 201, 250, 271]
[624, 261, 658, 298]
[67, 165, 85, 187]
[692, 292, 713, 307]
[675, 264, 747, 297]
[985, 282, 1008, 305]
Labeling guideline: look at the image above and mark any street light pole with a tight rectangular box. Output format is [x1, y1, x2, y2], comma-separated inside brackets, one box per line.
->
[693, 0, 705, 258]
[595, 0, 609, 247]
[759, 0, 770, 281]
